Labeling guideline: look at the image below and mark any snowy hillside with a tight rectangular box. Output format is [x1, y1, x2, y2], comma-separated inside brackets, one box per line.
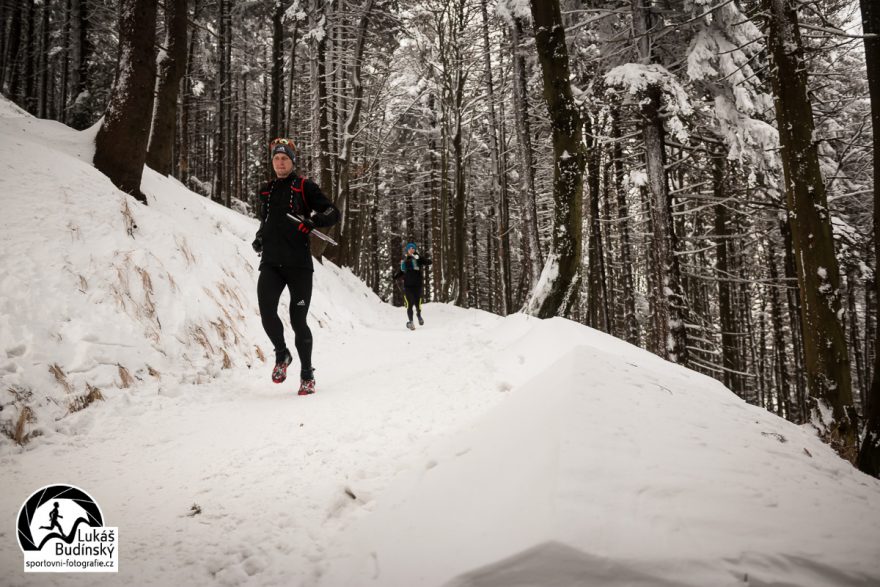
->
[0, 96, 377, 444]
[2, 99, 880, 586]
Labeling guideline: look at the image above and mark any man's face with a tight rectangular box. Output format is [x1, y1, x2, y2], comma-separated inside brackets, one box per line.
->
[407, 248, 415, 256]
[272, 153, 293, 178]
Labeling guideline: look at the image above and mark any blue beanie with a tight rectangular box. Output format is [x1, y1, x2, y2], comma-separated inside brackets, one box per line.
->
[405, 242, 417, 252]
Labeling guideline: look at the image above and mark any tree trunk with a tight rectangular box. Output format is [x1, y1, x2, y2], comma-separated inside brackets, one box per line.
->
[222, 0, 232, 207]
[261, 46, 269, 174]
[390, 189, 403, 307]
[147, 0, 187, 175]
[241, 72, 248, 200]
[858, 0, 880, 477]
[38, 0, 50, 118]
[451, 0, 468, 307]
[847, 270, 866, 406]
[307, 0, 334, 260]
[469, 193, 479, 307]
[0, 1, 9, 89]
[429, 93, 444, 300]
[58, 0, 71, 122]
[480, 0, 511, 314]
[713, 153, 739, 391]
[177, 0, 200, 185]
[212, 0, 230, 203]
[285, 22, 300, 135]
[331, 0, 343, 204]
[23, 0, 36, 114]
[68, 0, 92, 129]
[369, 167, 380, 292]
[93, 0, 158, 203]
[780, 215, 807, 421]
[452, 80, 467, 306]
[765, 0, 857, 460]
[510, 16, 543, 295]
[585, 112, 609, 331]
[865, 264, 874, 402]
[645, 88, 688, 364]
[3, 0, 23, 97]
[325, 0, 376, 265]
[310, 0, 332, 192]
[269, 0, 284, 140]
[611, 110, 638, 345]
[496, 71, 513, 308]
[525, 0, 586, 318]
[767, 244, 793, 418]
[632, 0, 688, 364]
[233, 76, 242, 201]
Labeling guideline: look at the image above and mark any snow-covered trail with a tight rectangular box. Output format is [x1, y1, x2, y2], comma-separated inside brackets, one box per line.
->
[1, 303, 513, 586]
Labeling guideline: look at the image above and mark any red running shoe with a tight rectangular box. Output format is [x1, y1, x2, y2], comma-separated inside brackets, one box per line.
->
[272, 350, 292, 384]
[298, 378, 316, 396]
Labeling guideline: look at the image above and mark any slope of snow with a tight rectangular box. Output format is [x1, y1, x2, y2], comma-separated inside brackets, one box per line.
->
[318, 317, 880, 586]
[2, 98, 879, 587]
[0, 94, 382, 443]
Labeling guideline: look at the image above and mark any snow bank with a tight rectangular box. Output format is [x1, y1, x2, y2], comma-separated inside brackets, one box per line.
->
[0, 95, 381, 446]
[318, 317, 880, 587]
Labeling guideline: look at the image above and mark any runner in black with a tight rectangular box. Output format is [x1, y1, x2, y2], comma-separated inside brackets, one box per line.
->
[252, 138, 340, 394]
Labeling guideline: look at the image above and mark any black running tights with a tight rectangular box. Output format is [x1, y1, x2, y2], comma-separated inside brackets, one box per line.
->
[403, 286, 422, 322]
[257, 265, 313, 371]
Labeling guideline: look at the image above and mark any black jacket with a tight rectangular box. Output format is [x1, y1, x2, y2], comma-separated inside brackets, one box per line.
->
[255, 175, 340, 270]
[393, 254, 432, 288]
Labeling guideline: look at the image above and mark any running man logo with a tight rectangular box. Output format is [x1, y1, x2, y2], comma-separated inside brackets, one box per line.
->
[17, 484, 118, 573]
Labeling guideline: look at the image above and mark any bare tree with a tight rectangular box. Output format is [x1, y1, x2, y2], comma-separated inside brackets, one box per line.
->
[93, 0, 158, 203]
[211, 0, 231, 203]
[1, 0, 23, 97]
[37, 0, 50, 118]
[764, 0, 857, 460]
[858, 0, 880, 477]
[147, 0, 188, 175]
[509, 16, 543, 295]
[177, 0, 201, 186]
[269, 0, 285, 140]
[525, 0, 586, 319]
[631, 0, 688, 364]
[310, 0, 333, 197]
[480, 0, 512, 314]
[68, 0, 92, 129]
[324, 0, 377, 265]
[22, 0, 36, 114]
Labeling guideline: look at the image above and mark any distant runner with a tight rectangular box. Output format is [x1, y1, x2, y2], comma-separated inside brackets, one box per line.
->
[393, 242, 432, 331]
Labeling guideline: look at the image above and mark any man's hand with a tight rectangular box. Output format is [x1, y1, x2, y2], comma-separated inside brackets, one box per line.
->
[252, 237, 263, 254]
[297, 217, 316, 234]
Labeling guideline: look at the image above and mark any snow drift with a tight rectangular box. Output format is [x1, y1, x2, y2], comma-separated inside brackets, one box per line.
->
[317, 317, 880, 586]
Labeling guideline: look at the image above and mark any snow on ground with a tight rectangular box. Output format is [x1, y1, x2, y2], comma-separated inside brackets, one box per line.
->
[2, 97, 880, 586]
[319, 319, 880, 586]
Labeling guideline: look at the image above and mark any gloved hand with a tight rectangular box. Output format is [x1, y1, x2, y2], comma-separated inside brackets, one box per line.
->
[252, 237, 263, 254]
[297, 217, 316, 234]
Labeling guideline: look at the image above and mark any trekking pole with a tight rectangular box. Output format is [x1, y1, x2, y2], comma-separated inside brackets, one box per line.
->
[286, 213, 339, 246]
